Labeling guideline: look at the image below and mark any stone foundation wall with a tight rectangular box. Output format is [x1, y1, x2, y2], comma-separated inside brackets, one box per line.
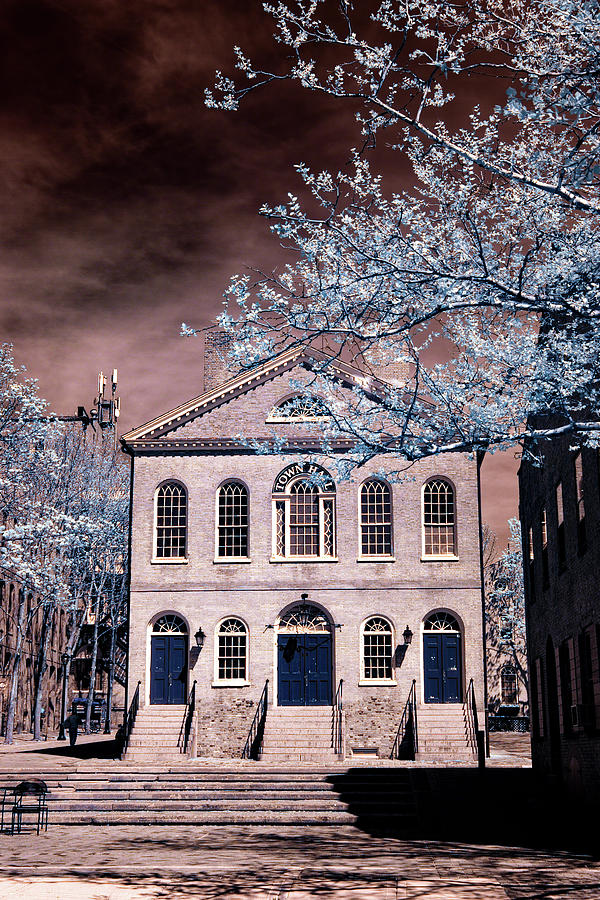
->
[195, 697, 257, 758]
[344, 698, 407, 758]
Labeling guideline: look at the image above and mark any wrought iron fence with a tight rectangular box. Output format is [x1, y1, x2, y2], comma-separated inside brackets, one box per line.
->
[489, 715, 530, 733]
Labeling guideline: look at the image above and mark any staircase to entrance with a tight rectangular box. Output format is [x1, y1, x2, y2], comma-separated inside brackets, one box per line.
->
[123, 705, 185, 764]
[416, 703, 476, 762]
[260, 706, 339, 763]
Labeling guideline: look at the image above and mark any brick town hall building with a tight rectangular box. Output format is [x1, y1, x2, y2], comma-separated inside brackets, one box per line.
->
[121, 340, 486, 762]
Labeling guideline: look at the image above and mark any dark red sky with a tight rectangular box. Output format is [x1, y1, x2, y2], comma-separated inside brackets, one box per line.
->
[0, 0, 518, 549]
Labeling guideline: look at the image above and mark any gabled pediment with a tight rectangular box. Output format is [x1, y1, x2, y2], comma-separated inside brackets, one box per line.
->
[122, 345, 384, 448]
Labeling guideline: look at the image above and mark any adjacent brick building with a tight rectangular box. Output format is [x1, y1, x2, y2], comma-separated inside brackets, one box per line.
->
[519, 433, 600, 799]
[122, 343, 486, 760]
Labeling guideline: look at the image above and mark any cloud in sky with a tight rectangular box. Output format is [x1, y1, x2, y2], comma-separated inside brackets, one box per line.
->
[0, 0, 518, 546]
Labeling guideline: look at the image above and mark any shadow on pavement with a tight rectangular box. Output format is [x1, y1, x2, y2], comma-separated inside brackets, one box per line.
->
[19, 738, 119, 760]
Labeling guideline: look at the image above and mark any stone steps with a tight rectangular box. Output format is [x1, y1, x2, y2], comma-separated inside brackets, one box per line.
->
[0, 765, 419, 827]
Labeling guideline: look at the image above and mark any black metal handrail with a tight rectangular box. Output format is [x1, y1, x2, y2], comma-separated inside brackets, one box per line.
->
[121, 681, 141, 759]
[390, 679, 418, 760]
[242, 680, 268, 760]
[178, 680, 197, 755]
[333, 679, 344, 757]
[464, 678, 485, 767]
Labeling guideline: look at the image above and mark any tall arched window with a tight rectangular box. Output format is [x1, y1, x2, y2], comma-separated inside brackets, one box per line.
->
[272, 465, 336, 559]
[501, 665, 519, 704]
[216, 617, 248, 682]
[360, 480, 392, 557]
[361, 616, 394, 681]
[217, 481, 249, 559]
[423, 479, 456, 557]
[155, 482, 187, 559]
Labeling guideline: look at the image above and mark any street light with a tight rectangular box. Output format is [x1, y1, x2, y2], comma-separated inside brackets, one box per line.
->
[57, 652, 70, 741]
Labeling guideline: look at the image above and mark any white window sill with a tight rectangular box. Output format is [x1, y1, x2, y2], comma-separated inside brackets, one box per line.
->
[151, 557, 189, 565]
[358, 679, 397, 687]
[269, 556, 339, 564]
[213, 558, 252, 564]
[356, 556, 396, 563]
[420, 555, 459, 562]
[211, 680, 250, 688]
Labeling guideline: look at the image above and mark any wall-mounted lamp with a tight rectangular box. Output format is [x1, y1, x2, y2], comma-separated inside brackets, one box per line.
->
[194, 628, 205, 650]
[403, 626, 413, 645]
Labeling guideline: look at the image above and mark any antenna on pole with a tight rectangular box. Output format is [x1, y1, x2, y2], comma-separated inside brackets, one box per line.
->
[78, 369, 122, 446]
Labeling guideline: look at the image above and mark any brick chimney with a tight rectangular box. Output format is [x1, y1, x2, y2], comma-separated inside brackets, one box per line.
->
[203, 327, 236, 393]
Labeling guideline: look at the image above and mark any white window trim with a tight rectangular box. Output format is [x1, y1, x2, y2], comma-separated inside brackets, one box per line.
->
[214, 480, 250, 562]
[421, 478, 458, 560]
[270, 483, 337, 561]
[360, 616, 396, 684]
[213, 616, 249, 685]
[153, 481, 188, 563]
[357, 478, 394, 560]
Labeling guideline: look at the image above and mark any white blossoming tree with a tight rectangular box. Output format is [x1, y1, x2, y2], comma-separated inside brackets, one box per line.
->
[0, 346, 129, 742]
[200, 0, 600, 470]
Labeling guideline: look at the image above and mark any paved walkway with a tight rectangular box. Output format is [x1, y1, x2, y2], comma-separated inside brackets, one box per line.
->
[2, 732, 586, 900]
[0, 824, 598, 899]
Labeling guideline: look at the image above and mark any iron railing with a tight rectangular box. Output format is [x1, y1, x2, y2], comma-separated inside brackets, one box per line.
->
[120, 680, 141, 759]
[333, 679, 344, 757]
[489, 715, 530, 733]
[242, 680, 268, 760]
[390, 679, 418, 760]
[464, 678, 485, 767]
[178, 680, 197, 755]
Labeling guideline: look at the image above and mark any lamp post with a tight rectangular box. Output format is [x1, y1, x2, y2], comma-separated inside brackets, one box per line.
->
[57, 652, 70, 741]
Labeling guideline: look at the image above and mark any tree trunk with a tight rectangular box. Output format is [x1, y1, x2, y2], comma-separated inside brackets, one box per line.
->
[85, 597, 100, 735]
[32, 605, 52, 741]
[104, 622, 115, 734]
[4, 591, 26, 744]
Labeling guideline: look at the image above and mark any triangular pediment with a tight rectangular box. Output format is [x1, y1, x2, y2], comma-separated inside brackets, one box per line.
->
[122, 345, 384, 448]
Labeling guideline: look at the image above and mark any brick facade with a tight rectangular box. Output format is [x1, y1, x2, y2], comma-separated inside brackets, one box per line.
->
[519, 436, 600, 800]
[124, 348, 485, 759]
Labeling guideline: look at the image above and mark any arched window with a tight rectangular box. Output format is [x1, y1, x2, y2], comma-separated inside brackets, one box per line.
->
[423, 611, 460, 632]
[360, 480, 392, 556]
[216, 618, 248, 682]
[268, 395, 327, 421]
[362, 617, 394, 681]
[272, 467, 336, 559]
[423, 479, 456, 557]
[501, 665, 519, 704]
[217, 481, 249, 559]
[155, 482, 187, 559]
[152, 614, 187, 634]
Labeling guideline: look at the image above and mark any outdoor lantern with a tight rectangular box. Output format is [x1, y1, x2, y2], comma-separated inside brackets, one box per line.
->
[194, 628, 205, 650]
[403, 625, 413, 645]
[61, 652, 70, 667]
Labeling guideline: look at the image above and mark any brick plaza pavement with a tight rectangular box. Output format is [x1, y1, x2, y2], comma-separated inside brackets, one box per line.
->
[0, 824, 599, 899]
[1, 733, 598, 900]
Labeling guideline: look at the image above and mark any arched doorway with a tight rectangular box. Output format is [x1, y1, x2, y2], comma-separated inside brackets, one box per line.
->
[277, 604, 333, 706]
[150, 614, 188, 705]
[423, 611, 462, 703]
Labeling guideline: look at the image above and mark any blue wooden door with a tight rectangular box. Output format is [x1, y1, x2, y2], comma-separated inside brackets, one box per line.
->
[150, 634, 187, 704]
[424, 633, 461, 703]
[278, 634, 332, 706]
